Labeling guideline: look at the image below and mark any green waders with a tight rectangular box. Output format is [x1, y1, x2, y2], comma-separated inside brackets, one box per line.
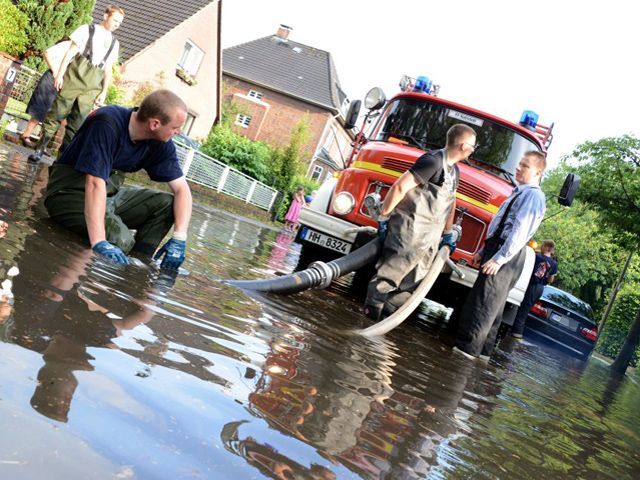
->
[29, 25, 115, 162]
[44, 164, 175, 255]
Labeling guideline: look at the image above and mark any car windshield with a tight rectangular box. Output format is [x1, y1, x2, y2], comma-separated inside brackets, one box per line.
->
[543, 287, 595, 320]
[372, 97, 541, 177]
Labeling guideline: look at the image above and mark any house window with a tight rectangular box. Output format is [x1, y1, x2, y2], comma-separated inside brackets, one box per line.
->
[235, 114, 252, 128]
[311, 165, 324, 181]
[178, 40, 204, 76]
[248, 90, 263, 100]
[183, 112, 197, 135]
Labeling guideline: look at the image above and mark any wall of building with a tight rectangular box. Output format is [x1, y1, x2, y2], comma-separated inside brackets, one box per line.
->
[222, 76, 331, 161]
[120, 1, 219, 140]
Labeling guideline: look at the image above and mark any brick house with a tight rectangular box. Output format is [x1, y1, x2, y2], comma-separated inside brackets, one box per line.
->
[93, 0, 221, 139]
[222, 26, 354, 182]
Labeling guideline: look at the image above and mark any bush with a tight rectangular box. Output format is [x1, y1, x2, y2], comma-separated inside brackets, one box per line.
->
[0, 0, 29, 57]
[201, 124, 272, 183]
[596, 289, 640, 366]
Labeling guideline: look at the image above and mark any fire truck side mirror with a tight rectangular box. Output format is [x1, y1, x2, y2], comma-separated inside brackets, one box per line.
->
[344, 100, 361, 130]
[558, 173, 581, 207]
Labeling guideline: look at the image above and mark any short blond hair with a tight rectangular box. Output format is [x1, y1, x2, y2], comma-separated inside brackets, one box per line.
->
[446, 124, 476, 148]
[138, 90, 187, 125]
[524, 150, 547, 172]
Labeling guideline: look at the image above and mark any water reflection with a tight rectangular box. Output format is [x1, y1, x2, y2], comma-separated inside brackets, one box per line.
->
[1, 143, 640, 479]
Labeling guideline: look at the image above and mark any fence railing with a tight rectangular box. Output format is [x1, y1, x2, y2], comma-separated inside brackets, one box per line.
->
[174, 142, 279, 211]
[1, 63, 279, 212]
[4, 64, 40, 118]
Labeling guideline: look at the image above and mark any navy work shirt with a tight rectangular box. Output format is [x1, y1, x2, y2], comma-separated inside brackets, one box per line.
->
[57, 105, 183, 183]
[531, 253, 558, 285]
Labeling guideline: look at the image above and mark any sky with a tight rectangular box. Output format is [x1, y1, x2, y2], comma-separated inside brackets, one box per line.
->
[221, 0, 640, 169]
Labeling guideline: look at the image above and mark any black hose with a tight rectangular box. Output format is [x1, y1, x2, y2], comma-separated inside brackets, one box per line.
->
[227, 239, 382, 294]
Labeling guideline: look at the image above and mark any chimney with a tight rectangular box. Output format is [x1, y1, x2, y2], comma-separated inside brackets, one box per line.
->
[276, 24, 293, 40]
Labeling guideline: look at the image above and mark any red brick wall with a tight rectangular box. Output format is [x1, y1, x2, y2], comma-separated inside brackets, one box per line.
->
[223, 75, 332, 162]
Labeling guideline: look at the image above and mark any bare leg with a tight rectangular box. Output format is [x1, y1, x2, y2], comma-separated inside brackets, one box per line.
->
[20, 118, 40, 147]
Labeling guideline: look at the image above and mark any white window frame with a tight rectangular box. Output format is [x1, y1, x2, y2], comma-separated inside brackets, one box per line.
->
[235, 114, 252, 128]
[248, 90, 263, 100]
[311, 165, 324, 181]
[178, 40, 205, 76]
[183, 112, 197, 135]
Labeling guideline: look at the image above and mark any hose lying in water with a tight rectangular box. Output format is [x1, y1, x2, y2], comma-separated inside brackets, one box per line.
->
[350, 246, 450, 337]
[226, 238, 382, 294]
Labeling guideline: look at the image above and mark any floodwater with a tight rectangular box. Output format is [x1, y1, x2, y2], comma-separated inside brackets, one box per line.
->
[1, 143, 639, 480]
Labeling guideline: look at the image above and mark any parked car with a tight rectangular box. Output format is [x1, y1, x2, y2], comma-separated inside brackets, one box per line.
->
[523, 285, 598, 359]
[173, 133, 201, 150]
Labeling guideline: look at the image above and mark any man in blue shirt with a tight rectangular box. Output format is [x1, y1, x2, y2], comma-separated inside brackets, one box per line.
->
[454, 151, 547, 360]
[44, 89, 193, 270]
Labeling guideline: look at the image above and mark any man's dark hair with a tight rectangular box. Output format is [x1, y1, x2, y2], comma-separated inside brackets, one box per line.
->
[137, 90, 187, 125]
[446, 124, 476, 147]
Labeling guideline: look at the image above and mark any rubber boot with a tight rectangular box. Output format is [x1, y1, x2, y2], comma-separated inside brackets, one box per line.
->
[28, 134, 52, 163]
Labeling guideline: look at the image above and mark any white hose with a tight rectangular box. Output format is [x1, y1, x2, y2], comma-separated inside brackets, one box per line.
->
[352, 246, 450, 337]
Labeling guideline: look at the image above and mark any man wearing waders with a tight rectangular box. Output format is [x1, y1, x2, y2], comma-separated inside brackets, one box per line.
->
[454, 151, 547, 361]
[363, 124, 478, 321]
[29, 5, 124, 163]
[43, 90, 193, 270]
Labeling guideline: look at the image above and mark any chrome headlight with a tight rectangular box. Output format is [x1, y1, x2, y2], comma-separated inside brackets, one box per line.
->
[332, 192, 355, 215]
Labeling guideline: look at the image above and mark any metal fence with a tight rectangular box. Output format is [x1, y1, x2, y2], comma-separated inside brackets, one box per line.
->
[174, 142, 279, 211]
[5, 64, 41, 118]
[1, 63, 279, 212]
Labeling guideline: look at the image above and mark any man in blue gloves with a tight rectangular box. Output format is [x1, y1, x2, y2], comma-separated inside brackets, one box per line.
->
[44, 89, 192, 270]
[363, 124, 476, 321]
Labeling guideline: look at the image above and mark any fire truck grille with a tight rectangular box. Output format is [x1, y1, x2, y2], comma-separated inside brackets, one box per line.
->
[457, 179, 492, 204]
[382, 157, 410, 173]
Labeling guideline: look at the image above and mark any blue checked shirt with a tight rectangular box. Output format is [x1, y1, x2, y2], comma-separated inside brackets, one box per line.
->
[486, 183, 546, 265]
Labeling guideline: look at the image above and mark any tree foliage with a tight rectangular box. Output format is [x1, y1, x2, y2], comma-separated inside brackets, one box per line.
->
[0, 0, 29, 57]
[569, 135, 640, 247]
[553, 135, 640, 367]
[15, 0, 96, 72]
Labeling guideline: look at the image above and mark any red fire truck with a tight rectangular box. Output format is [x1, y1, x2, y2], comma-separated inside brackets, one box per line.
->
[296, 75, 575, 323]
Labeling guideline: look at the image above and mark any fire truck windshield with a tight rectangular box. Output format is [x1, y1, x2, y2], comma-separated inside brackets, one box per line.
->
[373, 97, 541, 177]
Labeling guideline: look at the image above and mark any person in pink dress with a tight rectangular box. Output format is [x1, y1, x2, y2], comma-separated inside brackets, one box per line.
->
[284, 186, 305, 231]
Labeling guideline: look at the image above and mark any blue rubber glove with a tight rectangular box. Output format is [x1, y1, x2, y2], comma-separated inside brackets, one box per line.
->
[92, 240, 129, 264]
[377, 218, 389, 242]
[153, 238, 186, 270]
[439, 232, 457, 254]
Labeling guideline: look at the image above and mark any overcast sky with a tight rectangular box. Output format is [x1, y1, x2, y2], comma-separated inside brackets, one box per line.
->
[221, 0, 640, 169]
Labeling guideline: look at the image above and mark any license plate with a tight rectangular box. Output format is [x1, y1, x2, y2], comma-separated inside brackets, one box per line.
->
[550, 312, 578, 330]
[300, 227, 352, 254]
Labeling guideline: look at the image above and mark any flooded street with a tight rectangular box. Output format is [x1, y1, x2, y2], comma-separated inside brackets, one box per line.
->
[1, 143, 640, 479]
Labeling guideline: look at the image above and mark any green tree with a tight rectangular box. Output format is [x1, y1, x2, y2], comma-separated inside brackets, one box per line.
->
[15, 0, 96, 72]
[567, 135, 640, 373]
[0, 0, 29, 56]
[268, 116, 311, 219]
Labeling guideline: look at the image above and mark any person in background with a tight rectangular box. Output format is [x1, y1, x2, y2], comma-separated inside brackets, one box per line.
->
[454, 151, 547, 361]
[511, 239, 558, 338]
[19, 38, 73, 148]
[363, 124, 477, 321]
[29, 4, 124, 162]
[284, 186, 305, 232]
[44, 89, 192, 270]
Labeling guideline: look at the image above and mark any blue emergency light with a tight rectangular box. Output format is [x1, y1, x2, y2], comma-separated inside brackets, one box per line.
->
[519, 110, 539, 129]
[413, 75, 432, 94]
